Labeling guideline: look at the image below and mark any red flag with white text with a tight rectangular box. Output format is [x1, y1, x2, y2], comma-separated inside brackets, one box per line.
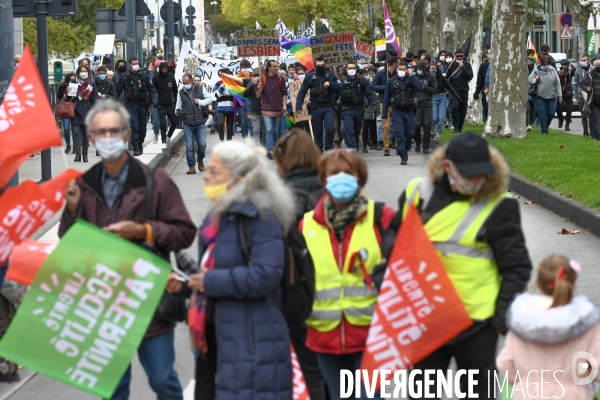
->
[291, 345, 310, 400]
[6, 239, 56, 285]
[360, 203, 472, 390]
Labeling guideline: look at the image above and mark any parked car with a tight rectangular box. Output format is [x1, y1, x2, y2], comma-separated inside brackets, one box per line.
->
[211, 44, 228, 59]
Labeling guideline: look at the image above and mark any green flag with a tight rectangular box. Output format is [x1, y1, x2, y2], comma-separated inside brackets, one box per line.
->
[0, 220, 171, 398]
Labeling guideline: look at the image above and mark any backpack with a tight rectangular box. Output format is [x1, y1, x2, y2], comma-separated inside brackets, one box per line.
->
[262, 74, 287, 93]
[238, 215, 315, 322]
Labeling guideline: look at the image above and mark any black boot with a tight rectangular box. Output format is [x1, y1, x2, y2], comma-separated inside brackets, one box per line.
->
[83, 154, 88, 163]
[565, 122, 570, 131]
[401, 156, 408, 165]
[133, 146, 140, 156]
[362, 145, 368, 153]
[139, 145, 144, 155]
[65, 145, 71, 154]
[376, 141, 383, 151]
[74, 153, 81, 162]
[558, 120, 563, 129]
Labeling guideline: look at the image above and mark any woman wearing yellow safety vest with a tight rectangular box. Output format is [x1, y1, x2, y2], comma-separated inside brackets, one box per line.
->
[299, 149, 395, 400]
[376, 132, 532, 398]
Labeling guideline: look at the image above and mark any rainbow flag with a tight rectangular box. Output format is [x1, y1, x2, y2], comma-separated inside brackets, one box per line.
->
[281, 37, 314, 71]
[434, 42, 440, 61]
[528, 37, 540, 65]
[220, 74, 246, 108]
[284, 113, 296, 128]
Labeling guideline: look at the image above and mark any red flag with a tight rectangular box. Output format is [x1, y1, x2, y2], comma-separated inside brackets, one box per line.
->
[291, 345, 310, 400]
[0, 154, 30, 188]
[6, 239, 56, 285]
[0, 169, 82, 264]
[0, 45, 62, 179]
[360, 203, 472, 389]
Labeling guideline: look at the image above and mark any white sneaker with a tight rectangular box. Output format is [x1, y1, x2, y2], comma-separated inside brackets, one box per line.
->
[166, 136, 171, 146]
[161, 143, 167, 150]
[153, 135, 158, 144]
[434, 134, 441, 141]
[526, 125, 532, 132]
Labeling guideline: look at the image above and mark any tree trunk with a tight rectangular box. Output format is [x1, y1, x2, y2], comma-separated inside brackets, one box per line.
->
[563, 0, 592, 59]
[439, 0, 457, 52]
[483, 0, 527, 139]
[407, 0, 425, 51]
[421, 0, 440, 54]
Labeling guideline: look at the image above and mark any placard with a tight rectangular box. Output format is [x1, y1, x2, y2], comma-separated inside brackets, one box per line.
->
[236, 29, 280, 58]
[355, 38, 375, 63]
[289, 80, 310, 122]
[92, 34, 115, 56]
[310, 32, 355, 67]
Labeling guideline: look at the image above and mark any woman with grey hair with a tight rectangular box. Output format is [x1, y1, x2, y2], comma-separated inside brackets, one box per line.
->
[184, 139, 295, 399]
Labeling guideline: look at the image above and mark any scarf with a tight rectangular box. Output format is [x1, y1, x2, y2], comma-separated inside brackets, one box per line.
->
[188, 216, 219, 357]
[77, 77, 92, 100]
[324, 193, 368, 240]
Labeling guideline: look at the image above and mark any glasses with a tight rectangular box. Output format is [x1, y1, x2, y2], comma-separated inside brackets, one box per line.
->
[455, 56, 464, 59]
[89, 127, 127, 137]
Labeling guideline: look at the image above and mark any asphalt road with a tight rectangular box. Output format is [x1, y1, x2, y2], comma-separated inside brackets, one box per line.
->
[3, 126, 600, 400]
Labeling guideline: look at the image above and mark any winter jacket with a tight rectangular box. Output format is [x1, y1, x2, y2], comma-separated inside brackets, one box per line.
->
[528, 67, 561, 100]
[433, 70, 461, 101]
[299, 194, 396, 355]
[573, 64, 592, 101]
[413, 60, 437, 107]
[201, 201, 293, 399]
[280, 167, 325, 223]
[497, 294, 600, 400]
[243, 80, 262, 115]
[56, 84, 76, 105]
[58, 155, 197, 338]
[445, 60, 474, 92]
[475, 60, 489, 94]
[371, 68, 394, 102]
[381, 74, 423, 116]
[94, 77, 117, 100]
[152, 64, 178, 107]
[72, 80, 99, 125]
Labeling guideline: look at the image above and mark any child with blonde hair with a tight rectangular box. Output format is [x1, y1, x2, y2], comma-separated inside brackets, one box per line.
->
[497, 254, 600, 399]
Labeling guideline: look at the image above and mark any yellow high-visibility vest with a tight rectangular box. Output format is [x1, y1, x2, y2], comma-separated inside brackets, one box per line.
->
[303, 200, 381, 332]
[403, 177, 511, 320]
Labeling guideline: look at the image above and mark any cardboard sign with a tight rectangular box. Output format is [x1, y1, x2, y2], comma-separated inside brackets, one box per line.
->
[355, 38, 375, 63]
[310, 32, 355, 67]
[360, 204, 473, 389]
[236, 29, 280, 58]
[289, 80, 311, 122]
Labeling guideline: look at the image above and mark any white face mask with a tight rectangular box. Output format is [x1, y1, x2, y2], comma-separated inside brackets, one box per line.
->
[447, 161, 485, 195]
[581, 61, 588, 68]
[347, 69, 356, 76]
[397, 70, 406, 78]
[439, 56, 446, 62]
[95, 137, 126, 162]
[297, 74, 305, 80]
[131, 65, 140, 72]
[79, 72, 88, 79]
[446, 58, 453, 63]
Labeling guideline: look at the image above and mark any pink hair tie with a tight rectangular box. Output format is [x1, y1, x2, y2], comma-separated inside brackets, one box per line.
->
[569, 260, 581, 273]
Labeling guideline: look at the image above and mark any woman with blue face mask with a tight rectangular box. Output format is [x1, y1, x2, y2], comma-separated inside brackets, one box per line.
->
[299, 149, 395, 400]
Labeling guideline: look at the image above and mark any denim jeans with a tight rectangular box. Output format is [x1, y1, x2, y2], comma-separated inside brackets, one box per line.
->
[151, 106, 160, 136]
[264, 115, 282, 152]
[237, 106, 250, 138]
[376, 114, 383, 141]
[184, 124, 206, 167]
[432, 93, 447, 134]
[316, 352, 383, 400]
[531, 96, 557, 134]
[109, 330, 183, 400]
[62, 118, 72, 146]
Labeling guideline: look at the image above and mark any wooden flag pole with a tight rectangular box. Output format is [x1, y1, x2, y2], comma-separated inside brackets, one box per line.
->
[308, 120, 314, 141]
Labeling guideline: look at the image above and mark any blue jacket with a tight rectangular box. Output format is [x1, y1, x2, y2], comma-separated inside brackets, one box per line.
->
[201, 201, 292, 399]
[381, 74, 423, 117]
[296, 70, 342, 109]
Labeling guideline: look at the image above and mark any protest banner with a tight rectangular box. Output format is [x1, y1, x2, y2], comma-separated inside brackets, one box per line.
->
[0, 169, 82, 264]
[291, 345, 310, 400]
[7, 239, 57, 285]
[354, 38, 375, 63]
[289, 80, 310, 122]
[236, 29, 280, 58]
[310, 32, 355, 67]
[0, 220, 171, 398]
[360, 203, 472, 389]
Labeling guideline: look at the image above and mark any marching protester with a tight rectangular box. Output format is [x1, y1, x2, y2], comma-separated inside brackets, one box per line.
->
[381, 61, 423, 165]
[95, 66, 117, 101]
[116, 56, 158, 156]
[540, 45, 556, 69]
[214, 68, 235, 142]
[377, 133, 532, 397]
[256, 60, 288, 159]
[243, 70, 266, 145]
[296, 57, 342, 152]
[187, 140, 294, 399]
[497, 254, 600, 399]
[412, 60, 437, 154]
[580, 59, 600, 141]
[573, 54, 594, 137]
[176, 73, 213, 174]
[153, 62, 179, 149]
[528, 55, 562, 135]
[556, 59, 575, 131]
[474, 51, 490, 123]
[338, 61, 378, 151]
[236, 59, 253, 138]
[372, 56, 400, 155]
[525, 49, 537, 132]
[300, 149, 395, 400]
[59, 99, 196, 400]
[56, 73, 77, 154]
[145, 61, 160, 144]
[113, 59, 127, 86]
[70, 64, 99, 163]
[444, 49, 473, 134]
[432, 60, 460, 141]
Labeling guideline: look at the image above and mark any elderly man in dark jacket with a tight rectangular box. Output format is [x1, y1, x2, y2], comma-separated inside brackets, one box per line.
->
[371, 56, 400, 155]
[59, 99, 196, 400]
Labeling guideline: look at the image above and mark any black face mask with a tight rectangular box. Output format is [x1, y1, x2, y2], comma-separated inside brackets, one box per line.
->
[595, 67, 600, 74]
[316, 66, 325, 75]
[118, 66, 126, 73]
[160, 70, 168, 76]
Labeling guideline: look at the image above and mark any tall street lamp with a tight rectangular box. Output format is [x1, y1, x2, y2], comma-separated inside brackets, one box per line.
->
[210, 1, 217, 43]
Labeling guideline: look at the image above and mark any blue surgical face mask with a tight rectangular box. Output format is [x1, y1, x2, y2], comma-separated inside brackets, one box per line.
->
[98, 74, 107, 81]
[416, 70, 423, 75]
[326, 172, 359, 204]
[183, 83, 193, 90]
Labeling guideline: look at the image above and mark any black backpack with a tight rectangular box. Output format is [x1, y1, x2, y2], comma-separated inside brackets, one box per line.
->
[238, 216, 315, 322]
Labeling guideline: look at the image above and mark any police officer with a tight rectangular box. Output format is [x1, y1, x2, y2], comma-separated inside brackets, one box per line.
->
[382, 61, 423, 165]
[116, 56, 158, 156]
[413, 60, 437, 154]
[339, 61, 378, 151]
[296, 56, 342, 151]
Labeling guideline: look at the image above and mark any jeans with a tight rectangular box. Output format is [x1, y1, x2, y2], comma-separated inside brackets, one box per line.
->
[316, 352, 383, 400]
[217, 112, 233, 141]
[126, 102, 149, 149]
[376, 114, 383, 141]
[414, 106, 433, 150]
[432, 94, 447, 134]
[184, 124, 206, 167]
[151, 106, 160, 136]
[71, 124, 88, 155]
[264, 115, 282, 152]
[531, 96, 557, 134]
[251, 114, 266, 144]
[110, 330, 183, 400]
[237, 106, 250, 138]
[311, 106, 335, 151]
[341, 107, 363, 150]
[62, 118, 72, 146]
[390, 108, 415, 158]
[158, 105, 178, 143]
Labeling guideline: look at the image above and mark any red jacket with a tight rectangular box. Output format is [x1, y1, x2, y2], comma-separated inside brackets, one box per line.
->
[299, 195, 395, 355]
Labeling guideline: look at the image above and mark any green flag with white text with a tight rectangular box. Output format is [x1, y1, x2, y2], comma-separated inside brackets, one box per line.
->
[0, 220, 171, 398]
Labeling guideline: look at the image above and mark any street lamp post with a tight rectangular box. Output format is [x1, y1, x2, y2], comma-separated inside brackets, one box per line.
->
[211, 1, 217, 44]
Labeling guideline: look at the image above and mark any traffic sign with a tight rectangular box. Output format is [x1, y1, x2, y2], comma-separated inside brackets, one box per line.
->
[560, 13, 572, 27]
[575, 29, 580, 37]
[560, 24, 573, 39]
[186, 6, 195, 15]
[185, 25, 196, 34]
[160, 2, 182, 23]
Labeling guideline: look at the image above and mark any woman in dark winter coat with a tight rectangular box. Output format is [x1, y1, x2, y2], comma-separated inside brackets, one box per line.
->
[71, 64, 98, 162]
[56, 73, 77, 154]
[187, 140, 295, 400]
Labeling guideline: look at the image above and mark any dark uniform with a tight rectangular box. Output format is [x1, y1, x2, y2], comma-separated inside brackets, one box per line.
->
[382, 73, 423, 164]
[338, 73, 378, 150]
[116, 69, 158, 155]
[296, 69, 342, 151]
